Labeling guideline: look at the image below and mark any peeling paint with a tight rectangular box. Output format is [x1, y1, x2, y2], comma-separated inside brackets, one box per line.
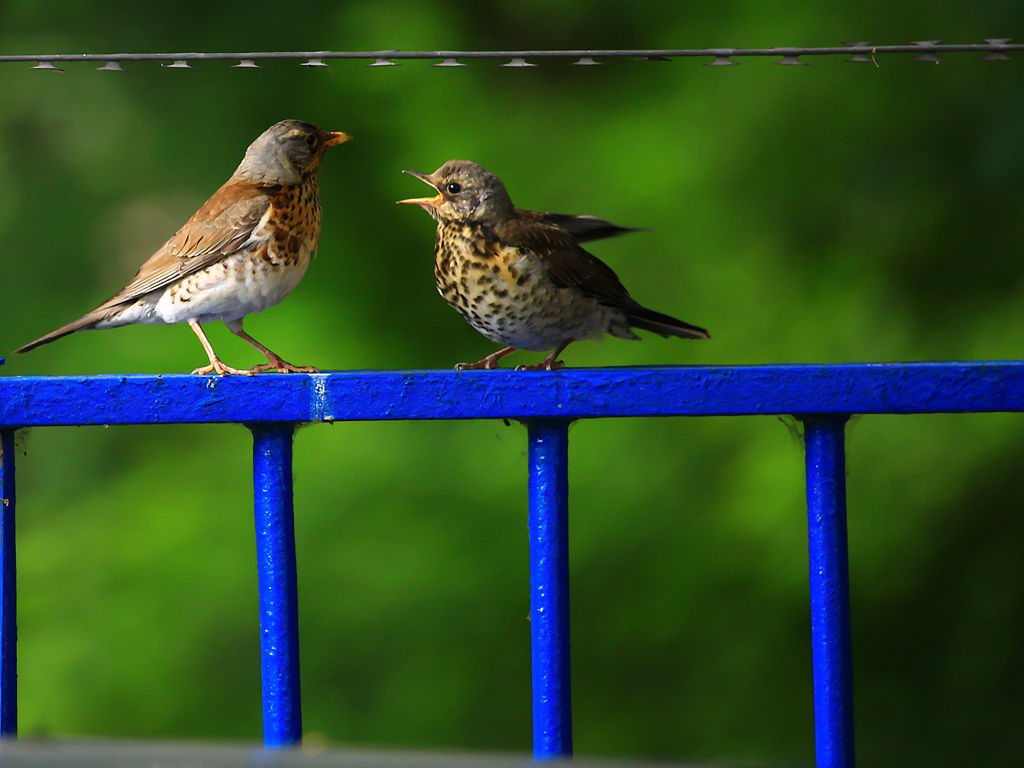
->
[309, 374, 330, 421]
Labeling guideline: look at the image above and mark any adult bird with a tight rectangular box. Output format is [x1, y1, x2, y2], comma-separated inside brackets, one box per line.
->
[399, 160, 709, 370]
[16, 120, 351, 374]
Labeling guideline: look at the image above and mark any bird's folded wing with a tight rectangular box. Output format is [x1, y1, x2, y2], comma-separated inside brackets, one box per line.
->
[529, 211, 641, 244]
[98, 182, 273, 309]
[498, 218, 638, 310]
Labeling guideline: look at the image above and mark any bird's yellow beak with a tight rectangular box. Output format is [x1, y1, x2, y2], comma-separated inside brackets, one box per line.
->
[397, 169, 443, 207]
[324, 131, 353, 147]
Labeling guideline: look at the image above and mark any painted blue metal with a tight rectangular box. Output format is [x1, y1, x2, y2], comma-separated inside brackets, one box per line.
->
[250, 423, 302, 748]
[802, 417, 855, 768]
[526, 420, 573, 759]
[0, 363, 1021, 761]
[0, 428, 15, 739]
[1, 362, 1023, 427]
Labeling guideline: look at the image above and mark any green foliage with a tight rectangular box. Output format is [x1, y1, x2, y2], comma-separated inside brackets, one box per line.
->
[2, 2, 1024, 766]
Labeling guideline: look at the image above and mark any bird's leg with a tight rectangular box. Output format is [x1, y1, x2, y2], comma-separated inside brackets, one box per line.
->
[515, 341, 571, 371]
[455, 346, 518, 370]
[226, 320, 318, 374]
[189, 320, 252, 375]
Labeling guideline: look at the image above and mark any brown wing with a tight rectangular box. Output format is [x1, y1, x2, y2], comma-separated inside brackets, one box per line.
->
[14, 181, 276, 354]
[97, 181, 273, 310]
[496, 217, 710, 341]
[519, 209, 641, 244]
[497, 216, 636, 309]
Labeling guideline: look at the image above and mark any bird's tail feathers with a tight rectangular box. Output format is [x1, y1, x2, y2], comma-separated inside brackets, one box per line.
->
[15, 307, 118, 354]
[626, 304, 710, 340]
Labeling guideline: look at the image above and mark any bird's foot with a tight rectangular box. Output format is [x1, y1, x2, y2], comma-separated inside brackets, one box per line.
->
[514, 342, 569, 371]
[192, 360, 253, 376]
[454, 359, 499, 370]
[248, 358, 319, 374]
[455, 356, 503, 370]
[454, 346, 517, 370]
[514, 359, 565, 372]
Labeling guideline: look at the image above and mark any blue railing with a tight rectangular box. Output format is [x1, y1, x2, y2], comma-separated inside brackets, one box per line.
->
[1, 361, 1022, 767]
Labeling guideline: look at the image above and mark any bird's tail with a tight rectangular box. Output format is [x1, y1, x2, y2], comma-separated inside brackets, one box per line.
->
[626, 304, 710, 340]
[15, 308, 115, 354]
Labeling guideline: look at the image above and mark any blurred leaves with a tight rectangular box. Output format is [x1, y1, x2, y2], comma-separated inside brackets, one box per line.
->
[2, 3, 1024, 766]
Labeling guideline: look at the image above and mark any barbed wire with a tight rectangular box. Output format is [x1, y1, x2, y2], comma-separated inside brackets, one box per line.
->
[0, 40, 1017, 71]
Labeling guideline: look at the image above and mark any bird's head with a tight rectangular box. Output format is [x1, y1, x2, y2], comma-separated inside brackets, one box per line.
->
[398, 160, 514, 224]
[234, 120, 352, 186]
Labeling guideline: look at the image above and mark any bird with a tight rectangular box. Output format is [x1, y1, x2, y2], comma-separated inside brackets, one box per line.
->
[15, 119, 351, 375]
[398, 160, 709, 370]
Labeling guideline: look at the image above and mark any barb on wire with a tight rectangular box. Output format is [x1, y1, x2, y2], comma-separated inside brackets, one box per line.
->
[1, 40, 1016, 71]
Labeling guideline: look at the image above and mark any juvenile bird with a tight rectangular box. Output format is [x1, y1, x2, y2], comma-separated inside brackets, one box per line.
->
[399, 160, 709, 370]
[16, 120, 351, 374]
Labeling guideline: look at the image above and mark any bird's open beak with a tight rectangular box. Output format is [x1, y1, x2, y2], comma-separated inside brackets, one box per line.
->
[324, 131, 353, 147]
[397, 169, 443, 207]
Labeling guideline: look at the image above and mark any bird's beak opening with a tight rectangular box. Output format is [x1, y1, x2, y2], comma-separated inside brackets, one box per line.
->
[324, 131, 354, 147]
[397, 169, 443, 207]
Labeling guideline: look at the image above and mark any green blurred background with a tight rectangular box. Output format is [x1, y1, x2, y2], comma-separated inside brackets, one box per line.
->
[1, 2, 1023, 765]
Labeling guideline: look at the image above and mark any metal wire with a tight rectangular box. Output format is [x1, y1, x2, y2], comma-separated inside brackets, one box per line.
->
[1, 40, 1018, 70]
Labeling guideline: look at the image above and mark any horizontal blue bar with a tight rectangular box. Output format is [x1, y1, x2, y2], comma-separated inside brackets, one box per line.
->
[1, 362, 1022, 427]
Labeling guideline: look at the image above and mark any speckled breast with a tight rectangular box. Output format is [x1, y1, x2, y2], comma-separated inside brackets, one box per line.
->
[433, 222, 612, 351]
[158, 178, 322, 325]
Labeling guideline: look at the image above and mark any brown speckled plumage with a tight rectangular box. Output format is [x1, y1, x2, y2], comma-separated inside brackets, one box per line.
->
[401, 160, 709, 370]
[16, 120, 351, 375]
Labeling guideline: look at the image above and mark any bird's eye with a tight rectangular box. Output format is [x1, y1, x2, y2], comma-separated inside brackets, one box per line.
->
[304, 134, 317, 147]
[446, 182, 462, 194]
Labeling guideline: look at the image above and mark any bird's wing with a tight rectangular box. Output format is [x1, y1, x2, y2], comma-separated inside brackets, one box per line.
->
[523, 209, 641, 243]
[498, 217, 637, 309]
[498, 217, 710, 341]
[98, 181, 274, 309]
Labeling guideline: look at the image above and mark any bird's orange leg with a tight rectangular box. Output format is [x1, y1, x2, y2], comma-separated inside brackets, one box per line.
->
[515, 341, 572, 371]
[455, 346, 518, 370]
[227, 321, 318, 374]
[189, 320, 252, 376]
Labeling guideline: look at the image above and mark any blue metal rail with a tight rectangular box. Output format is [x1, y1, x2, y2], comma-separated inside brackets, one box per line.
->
[1, 362, 1022, 767]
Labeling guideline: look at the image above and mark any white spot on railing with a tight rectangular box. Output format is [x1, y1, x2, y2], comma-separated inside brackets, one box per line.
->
[311, 374, 332, 421]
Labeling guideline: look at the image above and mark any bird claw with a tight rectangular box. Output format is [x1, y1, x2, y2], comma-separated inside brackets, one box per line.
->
[192, 360, 253, 376]
[514, 360, 565, 372]
[248, 361, 319, 374]
[454, 357, 501, 370]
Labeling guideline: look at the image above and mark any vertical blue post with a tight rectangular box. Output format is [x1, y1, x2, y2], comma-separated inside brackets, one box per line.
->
[525, 419, 573, 760]
[0, 429, 16, 739]
[802, 415, 854, 768]
[249, 423, 301, 748]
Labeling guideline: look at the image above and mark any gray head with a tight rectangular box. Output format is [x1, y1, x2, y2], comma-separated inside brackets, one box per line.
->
[398, 160, 515, 224]
[233, 120, 352, 186]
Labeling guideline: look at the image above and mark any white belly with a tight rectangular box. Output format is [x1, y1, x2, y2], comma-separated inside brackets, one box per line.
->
[155, 252, 310, 324]
[97, 250, 311, 328]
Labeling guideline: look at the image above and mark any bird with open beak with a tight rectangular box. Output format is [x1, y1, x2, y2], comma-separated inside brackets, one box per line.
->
[399, 160, 709, 370]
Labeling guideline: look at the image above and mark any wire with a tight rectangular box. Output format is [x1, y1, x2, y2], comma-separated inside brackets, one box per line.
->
[1, 40, 1017, 70]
